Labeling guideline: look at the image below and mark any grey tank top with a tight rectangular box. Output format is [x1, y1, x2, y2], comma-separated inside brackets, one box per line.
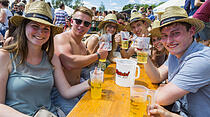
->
[5, 52, 57, 116]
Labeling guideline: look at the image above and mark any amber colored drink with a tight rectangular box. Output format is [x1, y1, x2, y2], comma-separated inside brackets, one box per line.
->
[137, 51, 148, 63]
[91, 79, 103, 99]
[121, 40, 129, 49]
[130, 96, 147, 117]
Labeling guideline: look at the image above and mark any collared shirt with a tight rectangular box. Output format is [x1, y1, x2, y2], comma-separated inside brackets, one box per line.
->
[164, 40, 210, 117]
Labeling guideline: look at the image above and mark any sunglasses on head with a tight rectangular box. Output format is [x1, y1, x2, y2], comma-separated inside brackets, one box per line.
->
[73, 18, 91, 27]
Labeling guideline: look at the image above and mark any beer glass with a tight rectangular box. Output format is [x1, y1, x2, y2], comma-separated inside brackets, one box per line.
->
[98, 34, 112, 70]
[98, 34, 112, 62]
[121, 31, 130, 49]
[130, 85, 148, 117]
[90, 68, 104, 99]
[135, 37, 150, 63]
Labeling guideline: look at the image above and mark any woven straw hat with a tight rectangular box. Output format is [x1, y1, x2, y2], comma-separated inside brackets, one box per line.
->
[150, 20, 161, 37]
[130, 12, 152, 24]
[151, 6, 204, 36]
[126, 12, 152, 31]
[10, 1, 63, 37]
[98, 14, 124, 31]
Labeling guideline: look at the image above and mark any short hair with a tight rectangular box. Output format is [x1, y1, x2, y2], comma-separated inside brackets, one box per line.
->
[116, 13, 125, 21]
[0, 0, 9, 7]
[59, 3, 64, 9]
[91, 7, 96, 11]
[73, 6, 93, 18]
[103, 11, 108, 15]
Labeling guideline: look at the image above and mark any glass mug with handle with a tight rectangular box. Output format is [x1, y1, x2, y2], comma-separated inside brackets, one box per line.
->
[130, 85, 157, 117]
[98, 34, 112, 71]
[134, 37, 150, 64]
[121, 31, 130, 49]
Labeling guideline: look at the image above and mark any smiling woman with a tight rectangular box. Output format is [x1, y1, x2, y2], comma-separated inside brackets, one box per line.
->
[0, 1, 91, 117]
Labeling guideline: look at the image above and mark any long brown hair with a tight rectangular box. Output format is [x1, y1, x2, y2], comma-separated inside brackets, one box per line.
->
[2, 19, 54, 65]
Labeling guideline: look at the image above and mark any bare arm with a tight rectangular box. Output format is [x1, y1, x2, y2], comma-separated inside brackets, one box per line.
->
[144, 57, 168, 83]
[52, 54, 90, 99]
[54, 33, 108, 70]
[0, 9, 6, 24]
[86, 35, 99, 54]
[0, 104, 31, 117]
[0, 50, 10, 104]
[156, 83, 189, 106]
[115, 33, 135, 59]
[0, 50, 30, 117]
[120, 47, 135, 59]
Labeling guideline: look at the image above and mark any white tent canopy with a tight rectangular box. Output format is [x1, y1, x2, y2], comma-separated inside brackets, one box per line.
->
[55, 5, 74, 16]
[153, 0, 185, 13]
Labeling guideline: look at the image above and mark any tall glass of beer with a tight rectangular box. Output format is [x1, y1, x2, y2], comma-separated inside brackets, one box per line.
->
[130, 85, 148, 117]
[90, 68, 104, 99]
[121, 31, 130, 49]
[135, 37, 150, 63]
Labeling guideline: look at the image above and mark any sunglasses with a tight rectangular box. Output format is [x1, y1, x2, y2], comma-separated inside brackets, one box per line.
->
[73, 18, 91, 27]
[107, 24, 117, 29]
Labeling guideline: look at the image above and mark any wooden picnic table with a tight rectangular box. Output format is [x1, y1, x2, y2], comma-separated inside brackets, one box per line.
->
[67, 63, 158, 117]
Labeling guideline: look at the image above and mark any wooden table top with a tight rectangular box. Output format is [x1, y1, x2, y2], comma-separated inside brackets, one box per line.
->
[67, 63, 158, 117]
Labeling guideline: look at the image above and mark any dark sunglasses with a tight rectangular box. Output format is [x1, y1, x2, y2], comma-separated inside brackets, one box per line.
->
[73, 18, 91, 27]
[107, 24, 117, 29]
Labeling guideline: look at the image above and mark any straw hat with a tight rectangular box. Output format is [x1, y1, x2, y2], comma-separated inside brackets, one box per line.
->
[10, 1, 63, 37]
[126, 12, 152, 31]
[98, 14, 124, 31]
[17, 2, 25, 6]
[150, 6, 204, 36]
[149, 20, 161, 37]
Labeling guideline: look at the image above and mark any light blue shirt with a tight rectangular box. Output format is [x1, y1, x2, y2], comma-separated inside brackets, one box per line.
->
[164, 40, 210, 117]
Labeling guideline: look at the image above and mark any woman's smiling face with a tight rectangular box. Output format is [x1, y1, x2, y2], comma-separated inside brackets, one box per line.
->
[25, 21, 51, 47]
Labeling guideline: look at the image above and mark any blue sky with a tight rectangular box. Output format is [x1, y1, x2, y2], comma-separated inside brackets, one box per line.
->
[81, 0, 168, 11]
[19, 0, 168, 12]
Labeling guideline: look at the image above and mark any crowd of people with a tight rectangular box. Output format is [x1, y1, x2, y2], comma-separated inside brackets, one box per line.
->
[0, 0, 209, 117]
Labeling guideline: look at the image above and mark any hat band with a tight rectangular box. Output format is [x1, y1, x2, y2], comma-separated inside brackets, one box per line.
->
[25, 13, 53, 24]
[160, 16, 186, 26]
[106, 19, 117, 23]
[130, 17, 140, 23]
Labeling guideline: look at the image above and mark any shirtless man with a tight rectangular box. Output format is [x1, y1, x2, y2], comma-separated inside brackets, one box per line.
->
[52, 6, 108, 115]
[54, 6, 108, 86]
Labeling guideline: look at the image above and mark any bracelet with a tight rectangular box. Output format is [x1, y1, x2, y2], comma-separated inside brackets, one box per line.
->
[96, 52, 101, 59]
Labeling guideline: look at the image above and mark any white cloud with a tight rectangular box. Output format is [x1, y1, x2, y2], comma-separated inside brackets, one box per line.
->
[138, 0, 164, 5]
[128, 0, 136, 4]
[111, 2, 117, 6]
[82, 1, 98, 9]
[113, 6, 123, 11]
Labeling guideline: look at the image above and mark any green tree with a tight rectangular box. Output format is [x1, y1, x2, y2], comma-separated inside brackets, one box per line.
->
[122, 3, 165, 12]
[122, 4, 133, 11]
[52, 0, 73, 9]
[73, 0, 84, 9]
[98, 1, 105, 12]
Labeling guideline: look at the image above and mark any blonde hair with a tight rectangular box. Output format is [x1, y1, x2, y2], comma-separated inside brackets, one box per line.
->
[72, 6, 93, 19]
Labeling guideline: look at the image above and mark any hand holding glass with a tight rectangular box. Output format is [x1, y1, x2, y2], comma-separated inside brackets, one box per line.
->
[121, 31, 130, 49]
[135, 37, 150, 63]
